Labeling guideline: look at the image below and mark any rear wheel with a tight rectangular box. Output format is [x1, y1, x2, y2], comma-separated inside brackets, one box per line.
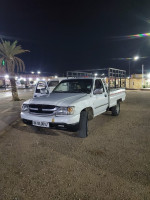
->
[111, 102, 120, 116]
[78, 111, 88, 138]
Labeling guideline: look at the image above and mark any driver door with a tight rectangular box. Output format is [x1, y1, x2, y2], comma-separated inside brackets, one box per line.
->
[93, 79, 108, 116]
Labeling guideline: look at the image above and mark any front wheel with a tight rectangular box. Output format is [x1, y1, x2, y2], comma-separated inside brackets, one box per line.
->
[111, 102, 120, 116]
[78, 111, 88, 138]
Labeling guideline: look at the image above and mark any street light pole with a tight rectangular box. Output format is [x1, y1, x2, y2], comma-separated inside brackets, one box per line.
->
[128, 56, 139, 89]
[129, 60, 131, 77]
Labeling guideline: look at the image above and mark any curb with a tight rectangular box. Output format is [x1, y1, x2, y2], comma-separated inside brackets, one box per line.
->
[140, 89, 150, 91]
[0, 90, 11, 93]
[126, 88, 150, 91]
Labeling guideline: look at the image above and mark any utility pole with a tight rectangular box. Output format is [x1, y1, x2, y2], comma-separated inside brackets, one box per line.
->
[142, 64, 144, 88]
[129, 60, 131, 77]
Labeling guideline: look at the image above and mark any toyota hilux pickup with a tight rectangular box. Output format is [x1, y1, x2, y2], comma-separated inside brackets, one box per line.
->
[21, 68, 126, 138]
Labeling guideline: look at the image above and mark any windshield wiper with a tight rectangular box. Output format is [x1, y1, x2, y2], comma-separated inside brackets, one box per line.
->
[53, 91, 64, 93]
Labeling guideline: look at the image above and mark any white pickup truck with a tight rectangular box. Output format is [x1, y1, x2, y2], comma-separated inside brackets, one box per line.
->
[21, 69, 126, 138]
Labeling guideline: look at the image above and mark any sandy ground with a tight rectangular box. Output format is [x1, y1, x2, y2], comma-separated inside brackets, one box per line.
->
[0, 90, 150, 200]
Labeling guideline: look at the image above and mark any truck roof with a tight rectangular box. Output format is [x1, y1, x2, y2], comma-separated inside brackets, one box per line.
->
[65, 77, 101, 80]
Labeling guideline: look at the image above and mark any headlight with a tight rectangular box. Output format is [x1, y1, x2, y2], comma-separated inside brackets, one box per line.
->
[22, 104, 29, 112]
[55, 106, 75, 115]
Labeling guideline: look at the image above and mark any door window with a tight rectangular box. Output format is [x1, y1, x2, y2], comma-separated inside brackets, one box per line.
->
[94, 79, 104, 92]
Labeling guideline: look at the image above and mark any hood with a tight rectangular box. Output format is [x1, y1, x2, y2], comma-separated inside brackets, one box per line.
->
[29, 93, 87, 106]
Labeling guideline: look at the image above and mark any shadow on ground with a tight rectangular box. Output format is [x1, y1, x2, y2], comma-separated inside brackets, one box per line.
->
[12, 120, 78, 137]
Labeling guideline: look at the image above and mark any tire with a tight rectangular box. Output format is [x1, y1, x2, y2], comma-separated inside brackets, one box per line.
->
[111, 102, 120, 116]
[78, 111, 88, 138]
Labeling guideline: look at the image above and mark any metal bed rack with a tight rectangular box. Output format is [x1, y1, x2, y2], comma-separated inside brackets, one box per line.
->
[66, 68, 126, 88]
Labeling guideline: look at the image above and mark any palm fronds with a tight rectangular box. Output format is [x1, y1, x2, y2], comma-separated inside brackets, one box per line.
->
[0, 40, 29, 73]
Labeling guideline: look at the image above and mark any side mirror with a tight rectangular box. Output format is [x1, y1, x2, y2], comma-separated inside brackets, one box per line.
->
[93, 88, 103, 95]
[40, 88, 49, 94]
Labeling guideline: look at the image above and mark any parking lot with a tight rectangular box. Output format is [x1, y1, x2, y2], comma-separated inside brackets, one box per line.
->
[0, 90, 150, 200]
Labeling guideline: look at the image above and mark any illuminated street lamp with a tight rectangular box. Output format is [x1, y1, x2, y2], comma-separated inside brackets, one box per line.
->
[129, 55, 139, 77]
[54, 75, 58, 79]
[31, 71, 34, 74]
[5, 75, 9, 79]
[147, 73, 150, 79]
[133, 56, 139, 61]
[37, 71, 41, 74]
[94, 73, 98, 77]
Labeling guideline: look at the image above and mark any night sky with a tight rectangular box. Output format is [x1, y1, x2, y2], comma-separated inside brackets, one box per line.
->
[1, 0, 150, 75]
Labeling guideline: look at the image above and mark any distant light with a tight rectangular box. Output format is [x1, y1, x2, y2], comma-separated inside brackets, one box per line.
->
[147, 73, 150, 78]
[94, 73, 98, 76]
[48, 79, 50, 81]
[29, 78, 33, 81]
[102, 73, 105, 76]
[15, 76, 18, 80]
[128, 32, 150, 39]
[37, 71, 41, 74]
[31, 71, 34, 74]
[5, 75, 9, 79]
[36, 78, 39, 81]
[24, 78, 26, 81]
[42, 78, 45, 81]
[54, 75, 58, 78]
[133, 56, 139, 61]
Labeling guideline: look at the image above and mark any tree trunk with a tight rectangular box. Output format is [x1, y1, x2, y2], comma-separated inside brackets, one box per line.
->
[9, 74, 20, 101]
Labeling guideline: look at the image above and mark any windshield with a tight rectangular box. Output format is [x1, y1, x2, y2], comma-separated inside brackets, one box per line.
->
[53, 79, 93, 94]
[48, 81, 59, 87]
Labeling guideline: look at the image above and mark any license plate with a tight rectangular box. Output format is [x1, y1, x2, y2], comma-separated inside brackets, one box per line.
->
[32, 121, 49, 128]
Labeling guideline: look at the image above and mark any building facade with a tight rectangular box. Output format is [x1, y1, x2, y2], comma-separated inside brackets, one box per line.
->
[126, 74, 150, 89]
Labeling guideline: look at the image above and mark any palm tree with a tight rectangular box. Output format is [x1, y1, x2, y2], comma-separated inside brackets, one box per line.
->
[0, 40, 29, 101]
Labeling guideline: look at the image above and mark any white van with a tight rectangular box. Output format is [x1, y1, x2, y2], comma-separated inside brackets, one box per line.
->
[33, 78, 66, 98]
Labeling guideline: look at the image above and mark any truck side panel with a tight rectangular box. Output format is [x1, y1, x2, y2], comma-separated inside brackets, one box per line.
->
[109, 89, 126, 108]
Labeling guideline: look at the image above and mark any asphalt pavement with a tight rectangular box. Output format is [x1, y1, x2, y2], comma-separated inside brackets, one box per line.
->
[0, 89, 34, 134]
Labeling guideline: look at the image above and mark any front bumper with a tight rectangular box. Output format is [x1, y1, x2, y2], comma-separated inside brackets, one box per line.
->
[22, 118, 79, 131]
[21, 112, 80, 129]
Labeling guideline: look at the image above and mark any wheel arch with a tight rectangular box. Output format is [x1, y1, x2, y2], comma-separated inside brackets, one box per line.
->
[117, 98, 123, 103]
[81, 107, 94, 120]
